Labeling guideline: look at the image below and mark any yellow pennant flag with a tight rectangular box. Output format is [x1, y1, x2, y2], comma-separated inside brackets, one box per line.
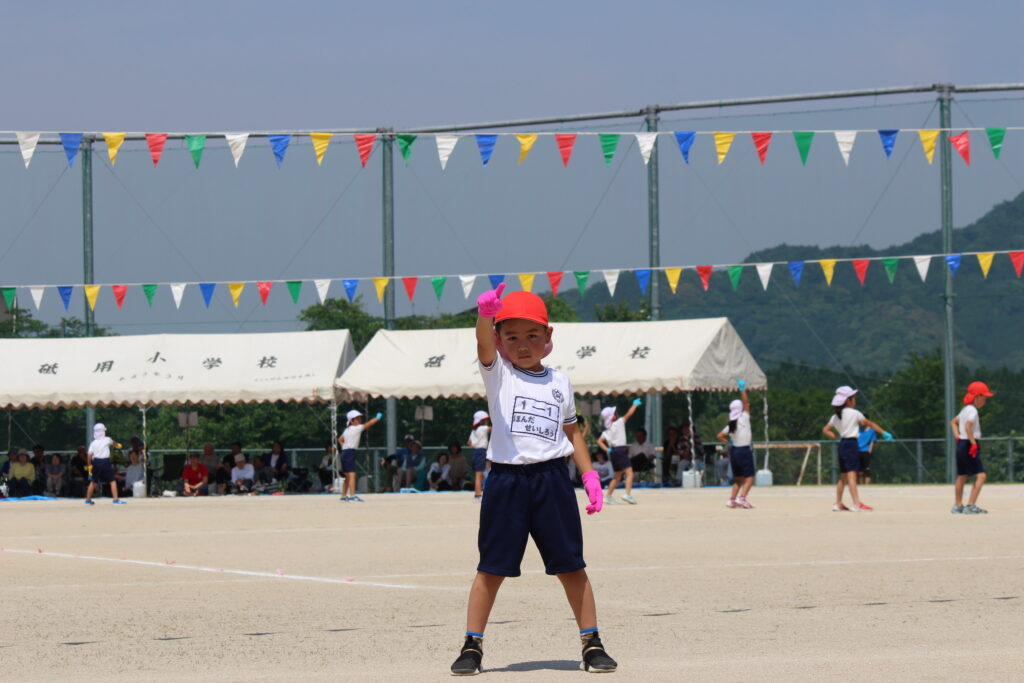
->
[104, 133, 126, 165]
[228, 282, 245, 307]
[373, 277, 389, 302]
[713, 132, 735, 164]
[84, 285, 100, 311]
[819, 259, 837, 286]
[516, 134, 538, 164]
[977, 252, 994, 278]
[664, 267, 682, 293]
[310, 133, 333, 165]
[918, 130, 939, 164]
[518, 272, 535, 292]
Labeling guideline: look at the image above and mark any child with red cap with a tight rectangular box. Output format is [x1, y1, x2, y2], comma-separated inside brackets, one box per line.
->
[950, 381, 994, 514]
[450, 283, 616, 675]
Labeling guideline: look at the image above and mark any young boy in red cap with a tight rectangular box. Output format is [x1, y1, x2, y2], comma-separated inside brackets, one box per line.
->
[450, 283, 616, 675]
[950, 381, 994, 514]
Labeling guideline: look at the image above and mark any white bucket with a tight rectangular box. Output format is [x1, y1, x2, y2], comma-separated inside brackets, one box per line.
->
[755, 469, 774, 487]
[333, 477, 344, 493]
[132, 480, 146, 498]
[681, 470, 703, 489]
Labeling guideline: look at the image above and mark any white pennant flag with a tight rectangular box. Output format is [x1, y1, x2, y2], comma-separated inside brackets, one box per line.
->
[16, 132, 41, 168]
[602, 269, 620, 297]
[459, 275, 477, 299]
[834, 131, 857, 166]
[314, 279, 331, 303]
[913, 255, 931, 282]
[635, 133, 658, 164]
[756, 263, 773, 290]
[29, 286, 44, 310]
[225, 133, 249, 167]
[435, 135, 460, 170]
[170, 283, 187, 309]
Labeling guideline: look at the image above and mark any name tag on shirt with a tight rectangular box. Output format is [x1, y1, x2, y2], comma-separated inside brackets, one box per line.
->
[510, 396, 560, 442]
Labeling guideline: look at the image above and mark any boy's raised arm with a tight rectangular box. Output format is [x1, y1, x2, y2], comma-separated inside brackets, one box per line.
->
[476, 283, 505, 365]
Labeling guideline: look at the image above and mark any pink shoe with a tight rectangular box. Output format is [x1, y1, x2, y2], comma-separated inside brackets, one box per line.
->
[832, 502, 849, 512]
[856, 502, 873, 511]
[737, 498, 753, 509]
[725, 499, 739, 508]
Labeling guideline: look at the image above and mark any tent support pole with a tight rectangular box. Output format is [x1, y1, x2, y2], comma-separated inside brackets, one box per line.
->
[140, 406, 148, 497]
[686, 392, 696, 483]
[330, 398, 339, 492]
[381, 130, 398, 465]
[762, 388, 770, 472]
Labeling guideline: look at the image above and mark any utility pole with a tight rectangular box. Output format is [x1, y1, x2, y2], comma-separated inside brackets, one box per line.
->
[381, 130, 397, 459]
[937, 85, 956, 482]
[82, 136, 95, 444]
[644, 107, 663, 450]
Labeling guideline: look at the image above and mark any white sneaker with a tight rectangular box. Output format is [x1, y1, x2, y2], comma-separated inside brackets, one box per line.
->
[621, 494, 637, 505]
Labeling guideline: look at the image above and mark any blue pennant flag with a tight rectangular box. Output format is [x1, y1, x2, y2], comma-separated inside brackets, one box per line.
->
[57, 286, 73, 310]
[674, 132, 696, 163]
[60, 134, 83, 167]
[268, 134, 291, 168]
[789, 261, 804, 286]
[199, 283, 216, 308]
[946, 254, 962, 276]
[635, 269, 651, 295]
[343, 279, 359, 302]
[878, 130, 899, 159]
[476, 134, 497, 167]
[488, 274, 505, 290]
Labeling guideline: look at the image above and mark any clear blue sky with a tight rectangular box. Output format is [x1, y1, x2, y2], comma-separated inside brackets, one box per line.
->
[1, 0, 1022, 333]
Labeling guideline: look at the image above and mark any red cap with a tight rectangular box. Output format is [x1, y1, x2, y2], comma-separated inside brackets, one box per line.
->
[963, 380, 994, 405]
[495, 291, 548, 327]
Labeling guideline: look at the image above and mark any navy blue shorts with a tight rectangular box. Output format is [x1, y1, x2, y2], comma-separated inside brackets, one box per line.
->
[477, 458, 585, 577]
[609, 446, 631, 472]
[858, 452, 872, 474]
[340, 449, 357, 474]
[472, 449, 488, 473]
[838, 438, 861, 474]
[92, 459, 115, 484]
[956, 440, 985, 476]
[729, 445, 755, 478]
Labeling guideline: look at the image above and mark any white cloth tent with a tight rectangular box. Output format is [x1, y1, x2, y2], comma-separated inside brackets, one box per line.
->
[0, 330, 355, 408]
[336, 318, 765, 399]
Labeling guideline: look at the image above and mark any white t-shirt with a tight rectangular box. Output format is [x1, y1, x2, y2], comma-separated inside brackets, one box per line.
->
[956, 405, 981, 439]
[480, 357, 577, 465]
[723, 412, 752, 447]
[341, 424, 365, 450]
[628, 441, 656, 460]
[602, 418, 628, 448]
[828, 407, 865, 439]
[469, 425, 491, 450]
[89, 436, 113, 460]
[231, 463, 255, 482]
[593, 460, 614, 481]
[428, 462, 450, 483]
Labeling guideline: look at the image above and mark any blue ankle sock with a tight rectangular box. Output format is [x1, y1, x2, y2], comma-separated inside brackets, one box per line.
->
[466, 631, 484, 639]
[579, 627, 598, 636]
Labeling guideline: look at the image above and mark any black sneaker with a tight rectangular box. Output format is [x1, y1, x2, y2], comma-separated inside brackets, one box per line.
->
[581, 632, 617, 673]
[450, 635, 483, 676]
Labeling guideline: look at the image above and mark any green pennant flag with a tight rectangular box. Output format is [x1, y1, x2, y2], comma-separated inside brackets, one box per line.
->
[286, 280, 302, 303]
[397, 134, 417, 165]
[1, 287, 15, 310]
[793, 131, 814, 165]
[598, 134, 620, 167]
[985, 127, 1006, 159]
[574, 270, 590, 293]
[142, 284, 157, 306]
[185, 134, 206, 169]
[727, 265, 743, 290]
[431, 276, 446, 300]
[882, 258, 899, 283]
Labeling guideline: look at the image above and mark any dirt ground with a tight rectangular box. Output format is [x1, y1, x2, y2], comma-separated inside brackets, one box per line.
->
[2, 483, 1022, 682]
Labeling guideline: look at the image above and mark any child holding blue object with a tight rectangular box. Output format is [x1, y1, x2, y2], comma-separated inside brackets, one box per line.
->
[857, 422, 877, 485]
[597, 399, 642, 505]
[337, 409, 381, 502]
[450, 283, 616, 676]
[822, 386, 892, 512]
[717, 379, 754, 509]
[467, 410, 491, 501]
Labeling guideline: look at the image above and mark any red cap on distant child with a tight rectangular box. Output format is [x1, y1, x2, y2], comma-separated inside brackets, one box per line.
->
[494, 291, 548, 327]
[963, 381, 994, 405]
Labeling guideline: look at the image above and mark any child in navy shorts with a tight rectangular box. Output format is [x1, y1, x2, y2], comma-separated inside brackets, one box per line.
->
[467, 410, 491, 501]
[949, 381, 993, 514]
[717, 379, 755, 509]
[596, 399, 642, 505]
[450, 284, 617, 676]
[822, 386, 892, 512]
[337, 409, 381, 502]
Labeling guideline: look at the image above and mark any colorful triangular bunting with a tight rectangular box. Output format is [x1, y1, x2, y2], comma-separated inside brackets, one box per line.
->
[310, 133, 333, 165]
[985, 128, 1006, 159]
[913, 256, 931, 282]
[354, 134, 376, 167]
[431, 276, 446, 300]
[793, 131, 814, 165]
[1011, 252, 1024, 278]
[372, 277, 389, 302]
[142, 283, 157, 307]
[146, 133, 168, 167]
[696, 265, 712, 291]
[602, 269, 620, 297]
[664, 267, 681, 294]
[976, 252, 994, 278]
[488, 274, 505, 290]
[727, 265, 742, 290]
[878, 130, 899, 159]
[950, 131, 970, 165]
[674, 131, 696, 163]
[834, 131, 856, 165]
[170, 283, 186, 309]
[751, 132, 772, 165]
[518, 273, 535, 292]
[475, 134, 497, 166]
[547, 271, 563, 297]
[316, 279, 333, 303]
[225, 133, 249, 167]
[29, 286, 44, 310]
[60, 133, 82, 167]
[58, 285, 73, 310]
[756, 263, 773, 290]
[402, 277, 418, 301]
[788, 261, 804, 287]
[186, 134, 206, 168]
[634, 269, 651, 295]
[228, 282, 245, 307]
[459, 275, 476, 298]
[919, 130, 939, 164]
[268, 134, 291, 168]
[819, 259, 836, 286]
[397, 134, 417, 165]
[257, 281, 272, 305]
[286, 280, 302, 303]
[555, 134, 577, 167]
[946, 254, 962, 276]
[112, 285, 127, 310]
[882, 258, 899, 284]
[598, 134, 620, 166]
[436, 135, 460, 170]
[16, 132, 40, 168]
[635, 133, 657, 164]
[574, 270, 589, 294]
[199, 282, 216, 308]
[516, 134, 538, 164]
[713, 132, 735, 164]
[84, 285, 100, 311]
[852, 259, 869, 285]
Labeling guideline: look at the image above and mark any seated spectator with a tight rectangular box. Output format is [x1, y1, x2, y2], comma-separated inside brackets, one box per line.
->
[0, 448, 13, 478]
[428, 453, 452, 491]
[380, 433, 414, 492]
[214, 454, 234, 495]
[662, 427, 681, 484]
[68, 446, 89, 497]
[9, 450, 35, 498]
[399, 440, 424, 489]
[628, 428, 657, 478]
[252, 455, 276, 492]
[446, 442, 470, 491]
[122, 449, 145, 495]
[268, 441, 289, 480]
[200, 442, 219, 471]
[230, 453, 255, 494]
[181, 452, 209, 496]
[44, 454, 66, 497]
[592, 450, 614, 487]
[31, 444, 47, 494]
[318, 443, 338, 492]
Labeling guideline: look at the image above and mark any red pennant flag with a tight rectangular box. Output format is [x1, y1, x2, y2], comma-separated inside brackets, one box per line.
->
[751, 132, 773, 165]
[696, 265, 713, 291]
[547, 271, 564, 297]
[146, 133, 168, 167]
[1011, 251, 1024, 277]
[852, 259, 870, 285]
[402, 276, 418, 301]
[949, 131, 970, 165]
[112, 285, 127, 310]
[257, 281, 273, 305]
[354, 134, 377, 167]
[554, 134, 577, 167]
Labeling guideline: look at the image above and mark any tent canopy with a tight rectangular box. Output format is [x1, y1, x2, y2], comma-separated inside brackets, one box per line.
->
[0, 330, 355, 408]
[336, 318, 765, 400]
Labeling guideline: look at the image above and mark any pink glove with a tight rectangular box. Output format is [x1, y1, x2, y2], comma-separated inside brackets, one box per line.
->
[477, 282, 506, 318]
[581, 470, 603, 515]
